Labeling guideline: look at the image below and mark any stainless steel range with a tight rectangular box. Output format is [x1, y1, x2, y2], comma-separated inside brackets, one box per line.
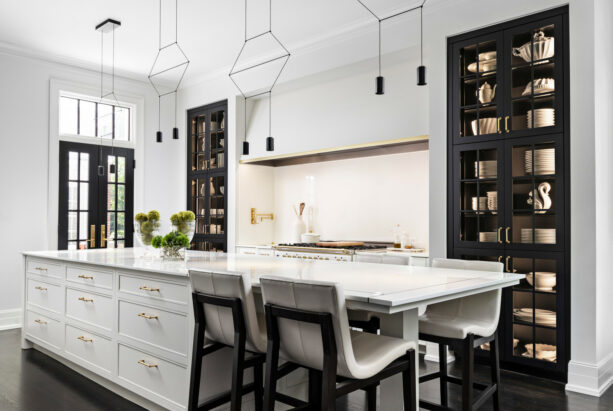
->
[274, 242, 388, 262]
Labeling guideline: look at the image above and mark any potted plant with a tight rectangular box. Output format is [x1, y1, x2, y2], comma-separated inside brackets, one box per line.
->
[170, 211, 196, 243]
[134, 210, 161, 255]
[152, 231, 191, 259]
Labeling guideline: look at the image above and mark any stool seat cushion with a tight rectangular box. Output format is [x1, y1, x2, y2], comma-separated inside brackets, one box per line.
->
[418, 312, 496, 340]
[347, 309, 377, 323]
[348, 330, 415, 379]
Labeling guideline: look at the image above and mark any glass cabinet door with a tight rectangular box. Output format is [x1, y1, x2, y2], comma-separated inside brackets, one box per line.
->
[208, 110, 226, 171]
[505, 252, 564, 369]
[503, 16, 563, 136]
[452, 33, 504, 143]
[208, 175, 225, 236]
[453, 143, 505, 248]
[191, 114, 207, 171]
[505, 136, 564, 250]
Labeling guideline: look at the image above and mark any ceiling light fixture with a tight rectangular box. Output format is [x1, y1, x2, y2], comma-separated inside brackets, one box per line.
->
[148, 0, 190, 143]
[95, 18, 121, 175]
[229, 0, 290, 154]
[354, 0, 428, 93]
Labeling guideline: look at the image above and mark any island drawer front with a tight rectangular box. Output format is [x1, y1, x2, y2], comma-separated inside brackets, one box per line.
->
[119, 274, 188, 306]
[65, 288, 113, 331]
[65, 324, 113, 375]
[118, 344, 187, 407]
[66, 266, 113, 291]
[25, 310, 63, 349]
[27, 259, 64, 279]
[118, 300, 188, 356]
[27, 278, 63, 314]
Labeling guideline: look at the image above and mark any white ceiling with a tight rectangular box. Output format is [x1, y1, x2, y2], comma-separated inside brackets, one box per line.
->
[0, 0, 434, 84]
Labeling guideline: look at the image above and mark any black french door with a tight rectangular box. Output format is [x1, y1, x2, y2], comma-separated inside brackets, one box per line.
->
[58, 141, 134, 250]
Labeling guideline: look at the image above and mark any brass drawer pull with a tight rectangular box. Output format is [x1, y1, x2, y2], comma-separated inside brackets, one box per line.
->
[138, 359, 158, 368]
[77, 336, 93, 343]
[34, 319, 47, 325]
[35, 266, 48, 271]
[139, 286, 160, 292]
[34, 286, 47, 291]
[505, 227, 511, 244]
[505, 116, 510, 133]
[78, 275, 94, 280]
[505, 256, 511, 273]
[78, 297, 94, 303]
[497, 227, 503, 243]
[138, 312, 158, 320]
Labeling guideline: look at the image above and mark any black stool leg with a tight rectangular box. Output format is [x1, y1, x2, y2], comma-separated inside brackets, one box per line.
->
[253, 361, 263, 411]
[490, 333, 501, 411]
[365, 384, 377, 411]
[402, 349, 417, 411]
[188, 298, 205, 411]
[230, 337, 246, 411]
[462, 334, 474, 411]
[439, 343, 448, 407]
[309, 369, 322, 409]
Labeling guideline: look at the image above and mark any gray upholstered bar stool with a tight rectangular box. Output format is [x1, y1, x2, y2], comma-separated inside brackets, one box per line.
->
[419, 258, 503, 411]
[260, 276, 417, 411]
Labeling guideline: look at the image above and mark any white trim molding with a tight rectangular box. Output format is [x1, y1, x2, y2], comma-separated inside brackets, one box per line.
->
[566, 353, 613, 397]
[0, 308, 22, 330]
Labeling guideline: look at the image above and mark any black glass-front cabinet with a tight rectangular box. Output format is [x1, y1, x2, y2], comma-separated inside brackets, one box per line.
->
[448, 6, 569, 381]
[187, 100, 228, 252]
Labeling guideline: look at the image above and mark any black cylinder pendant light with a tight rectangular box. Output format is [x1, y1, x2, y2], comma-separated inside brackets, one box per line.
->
[417, 4, 427, 86]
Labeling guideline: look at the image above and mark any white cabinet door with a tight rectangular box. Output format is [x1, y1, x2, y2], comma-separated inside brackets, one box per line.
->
[25, 310, 64, 350]
[66, 288, 114, 332]
[65, 324, 114, 375]
[27, 278, 63, 314]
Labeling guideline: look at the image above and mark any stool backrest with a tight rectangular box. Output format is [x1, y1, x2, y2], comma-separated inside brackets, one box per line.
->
[429, 258, 504, 332]
[260, 276, 356, 377]
[189, 270, 266, 353]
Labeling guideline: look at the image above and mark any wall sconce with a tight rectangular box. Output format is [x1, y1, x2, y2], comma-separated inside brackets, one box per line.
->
[251, 208, 274, 224]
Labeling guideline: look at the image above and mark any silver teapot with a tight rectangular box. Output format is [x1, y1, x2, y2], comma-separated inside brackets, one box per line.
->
[476, 81, 496, 104]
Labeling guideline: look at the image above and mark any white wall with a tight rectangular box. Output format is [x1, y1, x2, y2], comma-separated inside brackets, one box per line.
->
[0, 49, 170, 324]
[271, 150, 429, 246]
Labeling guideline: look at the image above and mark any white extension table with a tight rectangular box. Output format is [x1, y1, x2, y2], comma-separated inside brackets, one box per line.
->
[21, 249, 522, 410]
[185, 252, 523, 410]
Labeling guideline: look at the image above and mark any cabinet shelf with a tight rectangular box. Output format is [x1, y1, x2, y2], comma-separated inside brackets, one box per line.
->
[513, 320, 556, 330]
[511, 57, 555, 70]
[513, 286, 557, 295]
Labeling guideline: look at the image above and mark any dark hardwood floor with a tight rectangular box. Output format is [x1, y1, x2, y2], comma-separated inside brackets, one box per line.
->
[1, 329, 611, 410]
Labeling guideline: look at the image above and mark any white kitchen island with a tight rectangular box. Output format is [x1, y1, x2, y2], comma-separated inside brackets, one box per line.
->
[22, 248, 523, 410]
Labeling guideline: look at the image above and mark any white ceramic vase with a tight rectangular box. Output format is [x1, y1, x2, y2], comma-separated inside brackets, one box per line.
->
[292, 216, 306, 243]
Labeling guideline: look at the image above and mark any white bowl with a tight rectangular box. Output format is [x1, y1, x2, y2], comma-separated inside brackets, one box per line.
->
[526, 272, 556, 290]
[471, 117, 498, 135]
[301, 233, 321, 243]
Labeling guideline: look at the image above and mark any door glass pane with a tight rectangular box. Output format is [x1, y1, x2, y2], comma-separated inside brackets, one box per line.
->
[79, 212, 88, 240]
[68, 212, 77, 240]
[117, 240, 125, 249]
[79, 183, 89, 210]
[510, 24, 556, 132]
[60, 97, 78, 135]
[511, 141, 556, 245]
[459, 148, 500, 243]
[68, 242, 77, 251]
[69, 152, 78, 180]
[117, 157, 126, 183]
[68, 182, 78, 210]
[79, 100, 96, 136]
[79, 153, 89, 180]
[117, 212, 125, 240]
[108, 156, 116, 182]
[107, 213, 116, 243]
[458, 39, 498, 138]
[107, 184, 116, 210]
[117, 185, 125, 211]
[98, 104, 113, 138]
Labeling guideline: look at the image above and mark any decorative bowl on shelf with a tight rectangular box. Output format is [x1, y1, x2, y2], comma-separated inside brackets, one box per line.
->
[513, 31, 554, 63]
[471, 117, 498, 135]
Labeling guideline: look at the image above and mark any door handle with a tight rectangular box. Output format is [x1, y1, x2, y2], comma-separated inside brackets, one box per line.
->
[498, 256, 503, 263]
[505, 256, 511, 273]
[505, 227, 511, 244]
[505, 116, 510, 133]
[88, 225, 96, 248]
[101, 225, 107, 248]
[497, 227, 503, 244]
[497, 117, 502, 134]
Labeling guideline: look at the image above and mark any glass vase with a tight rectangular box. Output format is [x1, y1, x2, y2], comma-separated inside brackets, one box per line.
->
[134, 219, 160, 257]
[172, 220, 195, 243]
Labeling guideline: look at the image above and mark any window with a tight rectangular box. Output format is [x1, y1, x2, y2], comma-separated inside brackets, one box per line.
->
[60, 95, 131, 141]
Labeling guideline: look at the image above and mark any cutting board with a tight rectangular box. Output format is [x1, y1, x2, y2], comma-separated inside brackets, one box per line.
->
[315, 241, 365, 248]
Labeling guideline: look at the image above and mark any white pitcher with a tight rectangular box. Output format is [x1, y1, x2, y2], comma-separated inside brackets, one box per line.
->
[477, 82, 496, 104]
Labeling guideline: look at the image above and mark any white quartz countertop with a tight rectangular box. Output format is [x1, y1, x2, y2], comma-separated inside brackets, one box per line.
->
[24, 249, 522, 310]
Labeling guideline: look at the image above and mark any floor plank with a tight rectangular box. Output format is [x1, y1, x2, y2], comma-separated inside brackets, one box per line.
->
[1, 329, 611, 410]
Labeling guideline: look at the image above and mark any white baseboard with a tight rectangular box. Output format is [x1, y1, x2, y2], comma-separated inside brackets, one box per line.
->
[566, 352, 613, 397]
[0, 308, 22, 330]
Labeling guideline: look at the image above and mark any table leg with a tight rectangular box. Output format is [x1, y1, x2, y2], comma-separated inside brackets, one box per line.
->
[379, 308, 419, 411]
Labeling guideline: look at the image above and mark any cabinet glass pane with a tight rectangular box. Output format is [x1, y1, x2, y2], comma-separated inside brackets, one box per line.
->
[458, 148, 501, 243]
[510, 24, 556, 132]
[209, 110, 225, 169]
[511, 141, 556, 245]
[209, 176, 225, 235]
[458, 40, 499, 138]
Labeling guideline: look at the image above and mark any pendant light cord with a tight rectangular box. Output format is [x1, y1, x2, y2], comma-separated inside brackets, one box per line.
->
[269, 91, 272, 137]
[378, 21, 382, 76]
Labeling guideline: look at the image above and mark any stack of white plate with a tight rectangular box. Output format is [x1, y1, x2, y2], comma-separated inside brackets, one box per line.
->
[527, 108, 555, 128]
[471, 196, 488, 211]
[479, 231, 498, 242]
[521, 228, 556, 244]
[487, 191, 498, 211]
[474, 160, 497, 178]
[514, 308, 557, 327]
[526, 272, 556, 291]
[523, 343, 557, 362]
[524, 148, 555, 175]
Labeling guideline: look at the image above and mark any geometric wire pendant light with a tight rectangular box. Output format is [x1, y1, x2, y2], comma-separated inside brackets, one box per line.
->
[354, 0, 428, 93]
[229, 0, 290, 154]
[148, 0, 190, 143]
